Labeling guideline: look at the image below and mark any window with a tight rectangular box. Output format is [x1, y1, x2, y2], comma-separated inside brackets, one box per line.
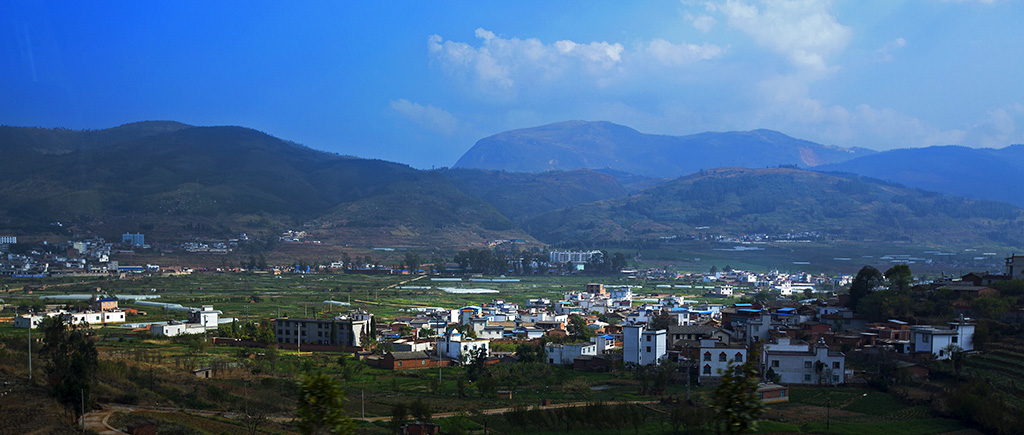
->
[735, 352, 744, 362]
[703, 365, 711, 375]
[398, 361, 402, 367]
[804, 374, 811, 382]
[772, 360, 779, 367]
[780, 390, 787, 397]
[753, 325, 759, 332]
[804, 361, 812, 369]
[719, 352, 727, 362]
[646, 346, 651, 352]
[646, 335, 651, 342]
[833, 374, 840, 383]
[833, 361, 840, 369]
[922, 335, 929, 343]
[704, 351, 711, 361]
[952, 336, 958, 343]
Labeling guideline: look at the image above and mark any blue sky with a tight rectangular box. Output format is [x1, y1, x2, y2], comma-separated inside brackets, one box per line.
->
[3, 0, 1023, 168]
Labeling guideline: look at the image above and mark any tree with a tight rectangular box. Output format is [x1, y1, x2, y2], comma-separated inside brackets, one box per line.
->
[711, 354, 764, 434]
[848, 265, 884, 309]
[388, 403, 408, 434]
[296, 372, 355, 435]
[39, 314, 98, 419]
[566, 315, 595, 341]
[409, 397, 433, 422]
[884, 264, 913, 291]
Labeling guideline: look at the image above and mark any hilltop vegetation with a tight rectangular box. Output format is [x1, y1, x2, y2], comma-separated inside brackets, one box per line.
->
[525, 167, 1024, 247]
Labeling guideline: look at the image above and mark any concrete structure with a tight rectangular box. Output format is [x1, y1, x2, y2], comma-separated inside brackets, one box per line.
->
[188, 305, 220, 329]
[764, 339, 845, 385]
[439, 329, 489, 361]
[0, 236, 16, 245]
[698, 338, 748, 384]
[122, 232, 145, 247]
[13, 314, 44, 329]
[13, 310, 125, 329]
[545, 342, 598, 365]
[549, 250, 601, 264]
[1007, 254, 1024, 279]
[910, 320, 975, 359]
[274, 314, 372, 347]
[623, 325, 667, 366]
[152, 321, 206, 337]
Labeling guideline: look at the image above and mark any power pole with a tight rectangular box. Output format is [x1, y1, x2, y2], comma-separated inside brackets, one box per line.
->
[27, 314, 32, 381]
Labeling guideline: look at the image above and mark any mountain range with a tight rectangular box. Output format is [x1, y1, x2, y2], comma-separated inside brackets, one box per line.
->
[1, 120, 1022, 257]
[454, 121, 876, 177]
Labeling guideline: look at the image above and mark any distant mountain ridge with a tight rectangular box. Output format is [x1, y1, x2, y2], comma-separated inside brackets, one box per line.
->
[524, 167, 1024, 248]
[454, 120, 875, 177]
[2, 121, 1023, 256]
[0, 122, 532, 248]
[818, 145, 1024, 208]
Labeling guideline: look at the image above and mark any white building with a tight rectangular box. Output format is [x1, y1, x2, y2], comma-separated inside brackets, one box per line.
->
[764, 339, 845, 385]
[623, 325, 667, 366]
[549, 250, 601, 264]
[439, 329, 489, 361]
[698, 338, 748, 384]
[187, 305, 219, 329]
[152, 321, 207, 337]
[545, 342, 598, 365]
[910, 320, 975, 360]
[13, 314, 44, 329]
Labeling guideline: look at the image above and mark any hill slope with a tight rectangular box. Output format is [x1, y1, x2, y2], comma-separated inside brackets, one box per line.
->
[817, 145, 1024, 208]
[454, 121, 875, 177]
[524, 167, 1024, 248]
[439, 168, 629, 223]
[0, 123, 533, 248]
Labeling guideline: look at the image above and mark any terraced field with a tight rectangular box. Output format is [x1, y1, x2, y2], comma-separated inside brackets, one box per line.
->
[962, 343, 1024, 408]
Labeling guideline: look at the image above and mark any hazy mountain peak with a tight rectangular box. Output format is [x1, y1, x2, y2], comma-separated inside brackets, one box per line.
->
[454, 121, 874, 177]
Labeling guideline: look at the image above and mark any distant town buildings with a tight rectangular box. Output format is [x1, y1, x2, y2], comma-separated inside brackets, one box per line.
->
[122, 232, 145, 247]
[549, 250, 601, 264]
[0, 236, 16, 244]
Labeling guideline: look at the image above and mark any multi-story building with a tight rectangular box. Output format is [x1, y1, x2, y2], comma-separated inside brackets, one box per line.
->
[274, 313, 372, 347]
[698, 338, 748, 384]
[623, 325, 667, 366]
[122, 233, 145, 247]
[549, 250, 601, 264]
[910, 320, 975, 359]
[763, 338, 845, 385]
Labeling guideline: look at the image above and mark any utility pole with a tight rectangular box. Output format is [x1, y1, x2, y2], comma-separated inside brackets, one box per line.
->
[361, 389, 365, 419]
[27, 313, 32, 381]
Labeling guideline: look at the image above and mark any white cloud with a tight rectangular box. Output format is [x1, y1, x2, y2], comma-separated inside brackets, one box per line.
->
[428, 28, 722, 99]
[644, 39, 723, 65]
[718, 0, 851, 74]
[688, 14, 718, 33]
[389, 99, 462, 137]
[874, 37, 907, 62]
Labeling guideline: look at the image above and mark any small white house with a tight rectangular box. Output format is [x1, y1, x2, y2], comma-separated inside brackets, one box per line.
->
[13, 314, 45, 329]
[152, 321, 207, 337]
[545, 342, 598, 365]
[910, 320, 975, 359]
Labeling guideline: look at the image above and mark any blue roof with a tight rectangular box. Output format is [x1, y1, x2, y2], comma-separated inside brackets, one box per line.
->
[771, 312, 795, 317]
[778, 307, 797, 312]
[600, 335, 614, 339]
[737, 308, 761, 313]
